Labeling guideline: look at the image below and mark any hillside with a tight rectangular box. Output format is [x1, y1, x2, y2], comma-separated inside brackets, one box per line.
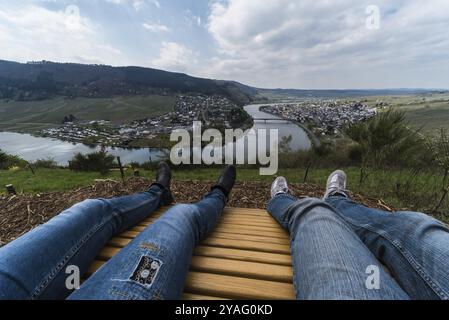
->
[0, 60, 254, 106]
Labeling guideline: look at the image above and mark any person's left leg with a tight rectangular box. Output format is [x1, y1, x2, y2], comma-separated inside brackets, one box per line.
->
[68, 165, 236, 300]
[267, 178, 409, 300]
[0, 162, 173, 300]
[324, 170, 449, 300]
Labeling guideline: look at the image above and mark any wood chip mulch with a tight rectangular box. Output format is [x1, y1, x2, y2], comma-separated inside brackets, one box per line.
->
[0, 177, 394, 247]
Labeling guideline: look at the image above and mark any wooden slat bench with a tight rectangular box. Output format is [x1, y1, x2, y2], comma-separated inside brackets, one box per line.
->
[86, 207, 296, 300]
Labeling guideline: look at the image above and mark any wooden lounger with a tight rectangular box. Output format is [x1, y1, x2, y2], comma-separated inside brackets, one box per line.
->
[86, 207, 295, 300]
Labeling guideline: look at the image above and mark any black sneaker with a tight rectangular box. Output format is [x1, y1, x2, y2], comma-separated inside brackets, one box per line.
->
[212, 165, 236, 199]
[151, 162, 174, 205]
[155, 162, 171, 189]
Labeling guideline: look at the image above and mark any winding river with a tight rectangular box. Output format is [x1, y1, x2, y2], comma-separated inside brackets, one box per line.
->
[0, 104, 311, 166]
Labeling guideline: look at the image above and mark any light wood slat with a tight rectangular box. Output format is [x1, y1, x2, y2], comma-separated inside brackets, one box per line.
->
[108, 238, 292, 266]
[145, 207, 273, 220]
[181, 293, 229, 300]
[194, 246, 292, 266]
[190, 256, 293, 283]
[144, 213, 278, 223]
[225, 207, 272, 215]
[107, 239, 292, 266]
[140, 220, 285, 233]
[145, 208, 276, 222]
[98, 246, 120, 261]
[118, 230, 140, 239]
[117, 231, 290, 253]
[127, 227, 290, 244]
[86, 260, 105, 277]
[211, 232, 290, 245]
[145, 217, 281, 230]
[201, 237, 290, 254]
[130, 225, 289, 240]
[108, 237, 131, 248]
[212, 227, 288, 239]
[185, 272, 295, 300]
[93, 249, 293, 283]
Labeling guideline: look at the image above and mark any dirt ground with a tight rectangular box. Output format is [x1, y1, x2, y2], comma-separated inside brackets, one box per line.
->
[0, 177, 394, 246]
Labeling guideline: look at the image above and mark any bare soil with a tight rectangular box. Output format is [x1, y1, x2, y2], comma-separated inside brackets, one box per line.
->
[0, 177, 394, 246]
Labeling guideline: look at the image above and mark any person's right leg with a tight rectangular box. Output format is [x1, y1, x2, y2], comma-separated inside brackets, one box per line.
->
[267, 177, 409, 300]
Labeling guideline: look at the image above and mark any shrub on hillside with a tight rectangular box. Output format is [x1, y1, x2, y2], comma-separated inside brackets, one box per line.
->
[69, 151, 115, 175]
[0, 150, 27, 170]
[33, 158, 58, 169]
[344, 110, 425, 182]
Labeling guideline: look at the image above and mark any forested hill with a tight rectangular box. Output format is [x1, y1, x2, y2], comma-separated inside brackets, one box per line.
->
[0, 60, 256, 106]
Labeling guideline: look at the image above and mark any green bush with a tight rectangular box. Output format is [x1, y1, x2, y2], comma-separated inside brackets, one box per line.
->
[0, 150, 27, 169]
[69, 151, 115, 175]
[344, 110, 425, 182]
[33, 158, 58, 169]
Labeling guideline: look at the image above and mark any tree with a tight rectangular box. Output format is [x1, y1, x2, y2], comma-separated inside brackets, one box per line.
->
[345, 110, 422, 183]
[426, 128, 449, 213]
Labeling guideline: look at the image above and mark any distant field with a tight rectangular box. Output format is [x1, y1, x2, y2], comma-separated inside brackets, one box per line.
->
[0, 95, 176, 132]
[362, 93, 449, 135]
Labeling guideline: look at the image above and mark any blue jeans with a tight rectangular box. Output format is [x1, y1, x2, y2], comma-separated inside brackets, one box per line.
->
[0, 186, 226, 300]
[267, 194, 449, 300]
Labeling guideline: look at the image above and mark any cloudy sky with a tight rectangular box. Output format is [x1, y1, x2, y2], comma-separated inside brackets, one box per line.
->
[1, 0, 448, 89]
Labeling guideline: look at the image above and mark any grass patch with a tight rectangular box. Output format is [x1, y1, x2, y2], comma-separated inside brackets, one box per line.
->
[362, 93, 449, 134]
[1, 167, 447, 221]
[0, 95, 175, 132]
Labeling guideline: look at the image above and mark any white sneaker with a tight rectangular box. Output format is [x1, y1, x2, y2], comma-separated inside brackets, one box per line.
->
[271, 177, 290, 198]
[323, 170, 349, 200]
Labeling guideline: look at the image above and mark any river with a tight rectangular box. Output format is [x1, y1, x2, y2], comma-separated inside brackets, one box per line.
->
[0, 104, 311, 166]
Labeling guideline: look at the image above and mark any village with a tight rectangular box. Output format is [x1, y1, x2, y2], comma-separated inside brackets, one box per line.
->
[260, 100, 378, 136]
[39, 95, 253, 147]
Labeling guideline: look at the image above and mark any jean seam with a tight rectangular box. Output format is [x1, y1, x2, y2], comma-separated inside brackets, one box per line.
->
[335, 212, 449, 300]
[30, 209, 120, 299]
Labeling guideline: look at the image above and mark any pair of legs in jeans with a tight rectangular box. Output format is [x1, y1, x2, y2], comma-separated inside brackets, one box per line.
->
[0, 163, 235, 300]
[269, 171, 449, 300]
[1, 165, 448, 300]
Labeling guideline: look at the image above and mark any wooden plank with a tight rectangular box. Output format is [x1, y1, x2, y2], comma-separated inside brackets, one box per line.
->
[130, 225, 288, 240]
[144, 213, 278, 224]
[194, 246, 292, 266]
[86, 260, 105, 277]
[185, 272, 295, 300]
[211, 232, 290, 245]
[201, 237, 290, 254]
[212, 227, 288, 239]
[190, 256, 293, 283]
[108, 237, 131, 248]
[107, 239, 292, 266]
[95, 247, 293, 283]
[142, 218, 283, 231]
[115, 232, 290, 254]
[98, 246, 120, 261]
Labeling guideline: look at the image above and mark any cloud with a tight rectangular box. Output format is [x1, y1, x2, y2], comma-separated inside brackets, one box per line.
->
[106, 0, 160, 11]
[151, 41, 198, 73]
[0, 4, 125, 66]
[142, 22, 170, 32]
[206, 0, 449, 88]
[185, 9, 202, 27]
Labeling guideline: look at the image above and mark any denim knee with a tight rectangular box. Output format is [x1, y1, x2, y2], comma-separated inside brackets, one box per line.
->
[287, 198, 344, 235]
